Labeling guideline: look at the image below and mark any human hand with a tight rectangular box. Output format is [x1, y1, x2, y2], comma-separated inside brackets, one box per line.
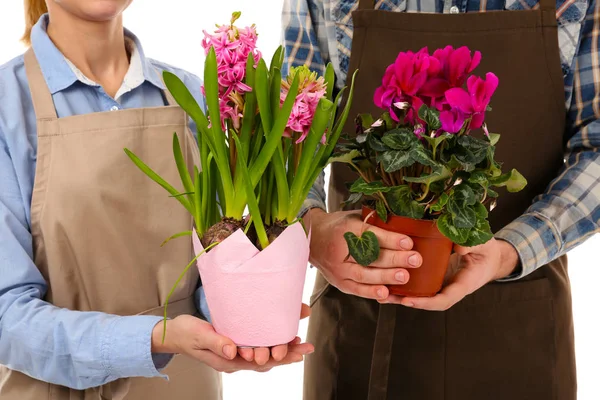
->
[379, 238, 520, 310]
[304, 208, 422, 300]
[152, 303, 314, 372]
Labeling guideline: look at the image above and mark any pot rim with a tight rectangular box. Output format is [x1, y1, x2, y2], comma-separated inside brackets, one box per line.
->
[362, 205, 450, 240]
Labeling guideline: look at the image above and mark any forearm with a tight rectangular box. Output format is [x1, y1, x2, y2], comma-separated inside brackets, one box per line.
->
[495, 150, 600, 280]
[0, 289, 166, 389]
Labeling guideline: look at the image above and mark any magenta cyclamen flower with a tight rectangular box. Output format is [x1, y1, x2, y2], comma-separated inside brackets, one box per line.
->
[373, 48, 442, 122]
[420, 46, 482, 112]
[442, 72, 499, 132]
[439, 108, 468, 134]
[281, 66, 328, 143]
[433, 46, 481, 88]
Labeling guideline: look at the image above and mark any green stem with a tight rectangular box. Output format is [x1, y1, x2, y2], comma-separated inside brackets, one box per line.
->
[240, 55, 257, 160]
[193, 166, 203, 234]
[287, 99, 333, 221]
[204, 47, 235, 211]
[231, 133, 269, 249]
[272, 146, 290, 221]
[231, 73, 300, 215]
[250, 73, 299, 186]
[124, 148, 193, 214]
[265, 167, 275, 225]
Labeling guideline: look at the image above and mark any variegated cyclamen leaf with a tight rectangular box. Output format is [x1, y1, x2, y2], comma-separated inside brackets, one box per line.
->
[447, 200, 477, 229]
[463, 215, 493, 247]
[423, 134, 450, 153]
[452, 184, 477, 206]
[430, 193, 449, 212]
[344, 231, 380, 267]
[378, 150, 415, 173]
[473, 202, 489, 219]
[488, 133, 500, 146]
[381, 128, 418, 150]
[403, 165, 452, 185]
[468, 171, 488, 185]
[350, 178, 392, 195]
[376, 200, 388, 222]
[367, 133, 391, 152]
[436, 213, 470, 245]
[410, 146, 437, 167]
[489, 169, 527, 193]
[358, 113, 375, 129]
[327, 149, 361, 165]
[385, 185, 425, 219]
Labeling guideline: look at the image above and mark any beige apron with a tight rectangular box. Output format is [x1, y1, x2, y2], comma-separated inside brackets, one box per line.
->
[0, 49, 222, 400]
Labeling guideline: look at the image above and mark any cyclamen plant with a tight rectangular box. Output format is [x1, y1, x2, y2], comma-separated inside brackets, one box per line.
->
[125, 12, 355, 258]
[337, 46, 526, 266]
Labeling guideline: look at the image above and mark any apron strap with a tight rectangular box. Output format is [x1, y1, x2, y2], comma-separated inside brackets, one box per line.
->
[155, 69, 178, 106]
[539, 0, 557, 11]
[358, 0, 375, 10]
[367, 304, 397, 400]
[23, 48, 59, 120]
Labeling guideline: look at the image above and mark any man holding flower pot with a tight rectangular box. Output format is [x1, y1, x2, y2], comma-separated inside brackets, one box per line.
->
[283, 0, 599, 399]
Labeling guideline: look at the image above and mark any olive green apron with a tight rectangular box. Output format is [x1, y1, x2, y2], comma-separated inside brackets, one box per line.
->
[304, 0, 576, 398]
[0, 49, 222, 400]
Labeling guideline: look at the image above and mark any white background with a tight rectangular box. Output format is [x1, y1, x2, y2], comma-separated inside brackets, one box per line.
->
[1, 1, 598, 399]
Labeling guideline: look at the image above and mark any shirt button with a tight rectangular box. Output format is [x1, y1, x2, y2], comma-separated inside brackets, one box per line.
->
[110, 105, 119, 111]
[450, 5, 459, 13]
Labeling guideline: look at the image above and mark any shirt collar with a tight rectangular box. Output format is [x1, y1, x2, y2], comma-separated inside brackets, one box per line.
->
[30, 14, 165, 95]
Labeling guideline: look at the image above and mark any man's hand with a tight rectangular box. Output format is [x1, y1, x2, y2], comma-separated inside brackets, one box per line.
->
[304, 208, 422, 300]
[152, 304, 314, 373]
[379, 238, 520, 310]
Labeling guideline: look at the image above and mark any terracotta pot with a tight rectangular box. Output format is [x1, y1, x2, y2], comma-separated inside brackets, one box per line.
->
[362, 206, 453, 297]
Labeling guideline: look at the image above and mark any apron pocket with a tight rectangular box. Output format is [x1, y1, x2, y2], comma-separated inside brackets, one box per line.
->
[444, 277, 555, 399]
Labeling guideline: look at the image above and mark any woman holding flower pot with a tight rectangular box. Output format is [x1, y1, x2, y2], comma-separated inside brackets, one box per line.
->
[0, 1, 313, 399]
[284, 0, 599, 399]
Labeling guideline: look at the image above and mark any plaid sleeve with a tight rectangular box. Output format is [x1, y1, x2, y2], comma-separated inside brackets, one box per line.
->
[283, 0, 329, 217]
[496, 0, 600, 280]
[298, 171, 327, 218]
[282, 0, 330, 77]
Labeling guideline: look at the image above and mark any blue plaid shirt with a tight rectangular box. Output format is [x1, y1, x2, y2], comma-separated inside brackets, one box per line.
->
[283, 0, 600, 280]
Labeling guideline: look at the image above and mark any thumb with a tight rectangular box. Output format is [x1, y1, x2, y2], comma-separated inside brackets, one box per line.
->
[453, 244, 471, 256]
[197, 323, 237, 360]
[300, 303, 311, 319]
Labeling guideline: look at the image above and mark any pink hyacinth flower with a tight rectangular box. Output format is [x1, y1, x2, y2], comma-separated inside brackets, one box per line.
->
[281, 66, 328, 143]
[201, 13, 262, 130]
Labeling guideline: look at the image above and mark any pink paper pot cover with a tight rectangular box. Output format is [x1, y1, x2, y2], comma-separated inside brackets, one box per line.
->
[193, 222, 309, 347]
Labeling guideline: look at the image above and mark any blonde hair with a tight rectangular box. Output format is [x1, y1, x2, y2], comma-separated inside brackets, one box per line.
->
[22, 0, 48, 46]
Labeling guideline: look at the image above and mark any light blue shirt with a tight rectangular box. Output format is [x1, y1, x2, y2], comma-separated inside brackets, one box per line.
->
[0, 15, 210, 390]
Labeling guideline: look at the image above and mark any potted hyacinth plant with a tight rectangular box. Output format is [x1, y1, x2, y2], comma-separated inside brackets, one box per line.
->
[335, 46, 526, 297]
[125, 12, 356, 346]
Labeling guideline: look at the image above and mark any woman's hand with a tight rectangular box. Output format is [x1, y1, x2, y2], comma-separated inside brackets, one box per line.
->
[151, 303, 314, 372]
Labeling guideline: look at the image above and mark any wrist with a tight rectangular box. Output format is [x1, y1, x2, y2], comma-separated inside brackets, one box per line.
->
[151, 319, 178, 354]
[302, 207, 326, 230]
[303, 208, 327, 266]
[494, 239, 520, 280]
